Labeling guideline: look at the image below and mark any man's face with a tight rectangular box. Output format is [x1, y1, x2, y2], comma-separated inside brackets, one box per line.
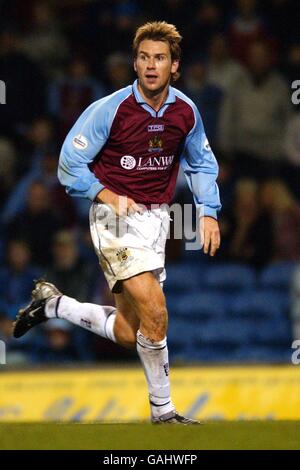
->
[134, 40, 179, 94]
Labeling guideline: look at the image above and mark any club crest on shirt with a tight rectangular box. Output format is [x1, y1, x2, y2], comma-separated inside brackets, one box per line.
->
[116, 247, 133, 266]
[148, 135, 163, 152]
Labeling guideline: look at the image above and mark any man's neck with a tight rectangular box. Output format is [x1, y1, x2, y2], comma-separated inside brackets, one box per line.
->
[137, 81, 169, 112]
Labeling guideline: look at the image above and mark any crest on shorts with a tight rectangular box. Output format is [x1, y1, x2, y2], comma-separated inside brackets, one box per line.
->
[148, 135, 163, 152]
[116, 247, 133, 266]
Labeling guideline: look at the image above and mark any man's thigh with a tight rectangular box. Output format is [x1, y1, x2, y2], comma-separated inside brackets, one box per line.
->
[114, 271, 167, 321]
[122, 272, 166, 312]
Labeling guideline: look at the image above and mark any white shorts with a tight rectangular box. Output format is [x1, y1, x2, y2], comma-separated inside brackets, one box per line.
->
[89, 202, 170, 293]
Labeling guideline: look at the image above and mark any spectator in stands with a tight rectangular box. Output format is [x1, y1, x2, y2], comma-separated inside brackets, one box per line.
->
[227, 0, 271, 64]
[185, 2, 223, 54]
[260, 180, 300, 262]
[283, 106, 300, 198]
[281, 42, 300, 199]
[269, 1, 299, 50]
[283, 42, 300, 85]
[2, 152, 76, 226]
[0, 239, 41, 318]
[22, 1, 69, 77]
[41, 320, 81, 363]
[105, 52, 133, 92]
[114, 0, 140, 40]
[6, 182, 63, 266]
[183, 58, 223, 143]
[46, 230, 96, 302]
[14, 116, 57, 180]
[152, 0, 193, 40]
[0, 27, 46, 136]
[219, 40, 291, 179]
[72, 1, 132, 69]
[219, 179, 273, 267]
[0, 138, 16, 210]
[48, 57, 105, 140]
[284, 110, 300, 167]
[207, 34, 244, 93]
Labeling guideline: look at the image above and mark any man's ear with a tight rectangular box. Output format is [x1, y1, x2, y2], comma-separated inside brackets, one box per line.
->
[171, 59, 179, 75]
[133, 60, 137, 72]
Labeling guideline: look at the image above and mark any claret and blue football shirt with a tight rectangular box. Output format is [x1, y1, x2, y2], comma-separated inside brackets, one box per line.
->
[58, 79, 221, 219]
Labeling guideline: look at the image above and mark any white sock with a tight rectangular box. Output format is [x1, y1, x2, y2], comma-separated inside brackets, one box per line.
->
[45, 295, 117, 342]
[136, 330, 175, 419]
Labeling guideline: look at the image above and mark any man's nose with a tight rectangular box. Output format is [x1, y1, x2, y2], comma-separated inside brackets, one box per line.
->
[147, 58, 156, 69]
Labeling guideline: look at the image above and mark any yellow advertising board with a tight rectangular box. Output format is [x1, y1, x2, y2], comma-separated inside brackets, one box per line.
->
[0, 366, 300, 421]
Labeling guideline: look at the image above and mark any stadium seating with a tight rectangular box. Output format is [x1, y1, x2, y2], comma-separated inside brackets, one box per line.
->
[229, 290, 289, 318]
[166, 262, 294, 363]
[204, 263, 256, 292]
[167, 319, 198, 354]
[259, 262, 296, 291]
[252, 318, 291, 346]
[167, 292, 230, 319]
[164, 263, 204, 293]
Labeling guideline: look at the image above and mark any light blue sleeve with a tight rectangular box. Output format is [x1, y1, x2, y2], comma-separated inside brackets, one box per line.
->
[58, 88, 130, 201]
[180, 103, 221, 220]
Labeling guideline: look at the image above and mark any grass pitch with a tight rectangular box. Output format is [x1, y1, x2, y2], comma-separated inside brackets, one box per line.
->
[0, 421, 300, 450]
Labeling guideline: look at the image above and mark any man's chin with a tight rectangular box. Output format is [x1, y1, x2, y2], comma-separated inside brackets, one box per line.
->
[140, 80, 167, 96]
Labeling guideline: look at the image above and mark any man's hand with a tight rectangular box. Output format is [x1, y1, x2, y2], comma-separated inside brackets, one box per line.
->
[200, 216, 221, 256]
[96, 188, 143, 217]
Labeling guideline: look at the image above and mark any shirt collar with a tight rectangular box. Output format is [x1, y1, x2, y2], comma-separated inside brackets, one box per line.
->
[132, 79, 176, 105]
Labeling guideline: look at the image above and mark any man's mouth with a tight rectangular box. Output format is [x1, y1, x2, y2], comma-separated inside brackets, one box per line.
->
[145, 74, 158, 82]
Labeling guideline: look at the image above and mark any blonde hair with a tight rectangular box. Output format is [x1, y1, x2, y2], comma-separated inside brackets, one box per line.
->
[133, 21, 182, 81]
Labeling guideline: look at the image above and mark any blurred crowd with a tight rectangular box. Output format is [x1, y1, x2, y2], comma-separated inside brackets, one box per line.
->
[1, 0, 300, 364]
